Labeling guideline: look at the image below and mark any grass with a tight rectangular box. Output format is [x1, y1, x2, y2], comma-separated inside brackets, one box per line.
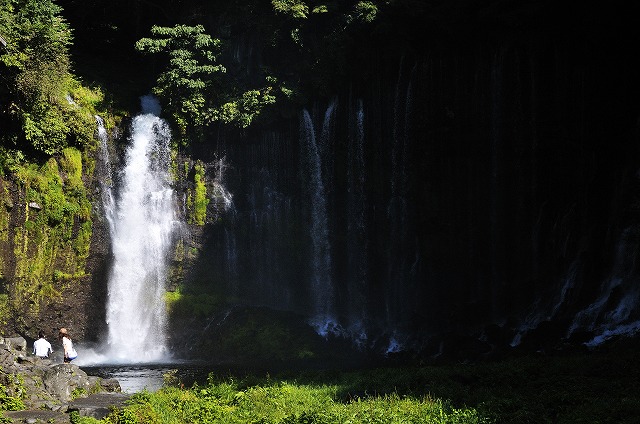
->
[72, 339, 640, 424]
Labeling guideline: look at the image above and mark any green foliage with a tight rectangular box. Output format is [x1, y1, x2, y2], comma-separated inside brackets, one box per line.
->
[70, 410, 103, 424]
[135, 24, 279, 144]
[0, 0, 99, 156]
[0, 374, 26, 411]
[212, 89, 276, 129]
[135, 24, 225, 142]
[0, 149, 25, 174]
[102, 408, 139, 424]
[0, 386, 25, 411]
[71, 387, 87, 400]
[41, 347, 640, 423]
[272, 0, 309, 19]
[353, 1, 379, 23]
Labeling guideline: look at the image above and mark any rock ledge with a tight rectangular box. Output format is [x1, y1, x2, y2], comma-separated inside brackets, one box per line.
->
[1, 337, 127, 423]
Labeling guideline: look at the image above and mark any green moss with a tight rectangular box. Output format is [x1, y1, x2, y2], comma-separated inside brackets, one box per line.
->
[6, 151, 93, 316]
[192, 161, 209, 226]
[185, 192, 193, 221]
[184, 161, 209, 226]
[0, 182, 8, 282]
[165, 286, 220, 318]
[0, 295, 9, 327]
[60, 148, 83, 189]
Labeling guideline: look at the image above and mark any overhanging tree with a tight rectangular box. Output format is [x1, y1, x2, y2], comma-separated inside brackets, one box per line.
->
[136, 24, 278, 145]
[0, 0, 98, 165]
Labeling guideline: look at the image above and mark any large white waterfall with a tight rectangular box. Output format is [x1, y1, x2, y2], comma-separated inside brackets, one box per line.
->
[99, 96, 177, 364]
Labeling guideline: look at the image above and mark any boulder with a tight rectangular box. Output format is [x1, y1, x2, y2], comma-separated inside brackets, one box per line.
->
[4, 336, 27, 352]
[43, 364, 93, 402]
[1, 340, 124, 419]
[67, 392, 131, 420]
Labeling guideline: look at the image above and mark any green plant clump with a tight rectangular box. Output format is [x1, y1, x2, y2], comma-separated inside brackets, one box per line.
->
[0, 374, 26, 412]
[164, 286, 219, 318]
[189, 161, 209, 226]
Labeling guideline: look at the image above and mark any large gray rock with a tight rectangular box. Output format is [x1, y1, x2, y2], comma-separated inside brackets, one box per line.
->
[4, 336, 27, 352]
[1, 341, 124, 416]
[43, 364, 93, 402]
[67, 393, 131, 419]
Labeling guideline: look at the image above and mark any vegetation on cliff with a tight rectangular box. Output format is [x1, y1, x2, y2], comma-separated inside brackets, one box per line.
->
[0, 0, 113, 336]
[135, 24, 278, 144]
[0, 0, 103, 160]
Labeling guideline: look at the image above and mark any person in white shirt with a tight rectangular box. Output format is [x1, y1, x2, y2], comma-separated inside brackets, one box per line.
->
[59, 327, 77, 363]
[32, 330, 53, 358]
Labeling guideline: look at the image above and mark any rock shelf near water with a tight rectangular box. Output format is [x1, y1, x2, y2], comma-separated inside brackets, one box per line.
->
[1, 336, 129, 423]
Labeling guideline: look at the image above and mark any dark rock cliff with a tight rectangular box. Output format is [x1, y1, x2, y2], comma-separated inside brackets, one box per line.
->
[5, 1, 640, 362]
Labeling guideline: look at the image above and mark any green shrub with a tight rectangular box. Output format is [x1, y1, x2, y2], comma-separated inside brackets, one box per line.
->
[71, 387, 88, 400]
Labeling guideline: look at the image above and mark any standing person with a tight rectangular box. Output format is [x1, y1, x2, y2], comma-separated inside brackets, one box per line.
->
[32, 330, 53, 358]
[58, 328, 77, 363]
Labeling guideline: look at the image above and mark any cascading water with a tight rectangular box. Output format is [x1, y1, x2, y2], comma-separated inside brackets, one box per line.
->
[98, 96, 177, 364]
[346, 98, 368, 347]
[301, 108, 338, 336]
[384, 60, 417, 352]
[95, 115, 116, 225]
[568, 227, 640, 346]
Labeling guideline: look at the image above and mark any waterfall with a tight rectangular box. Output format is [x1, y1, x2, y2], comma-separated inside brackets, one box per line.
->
[95, 115, 116, 226]
[102, 95, 177, 363]
[383, 59, 415, 350]
[568, 227, 640, 346]
[510, 260, 578, 347]
[301, 108, 338, 336]
[346, 98, 368, 347]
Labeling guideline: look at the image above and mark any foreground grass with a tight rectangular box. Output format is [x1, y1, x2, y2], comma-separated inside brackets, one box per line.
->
[73, 379, 486, 424]
[72, 341, 639, 424]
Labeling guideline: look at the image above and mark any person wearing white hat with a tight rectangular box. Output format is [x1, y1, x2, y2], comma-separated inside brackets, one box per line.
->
[58, 327, 77, 363]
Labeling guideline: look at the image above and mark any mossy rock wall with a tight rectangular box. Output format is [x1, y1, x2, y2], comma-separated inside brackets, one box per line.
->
[0, 145, 110, 344]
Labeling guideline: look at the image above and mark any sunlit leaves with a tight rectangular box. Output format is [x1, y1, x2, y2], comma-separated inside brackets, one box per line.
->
[212, 89, 276, 128]
[272, 0, 309, 19]
[354, 1, 378, 23]
[1, 0, 97, 158]
[136, 25, 225, 142]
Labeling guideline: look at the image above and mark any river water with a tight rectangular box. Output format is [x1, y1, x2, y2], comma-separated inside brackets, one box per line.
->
[81, 363, 219, 393]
